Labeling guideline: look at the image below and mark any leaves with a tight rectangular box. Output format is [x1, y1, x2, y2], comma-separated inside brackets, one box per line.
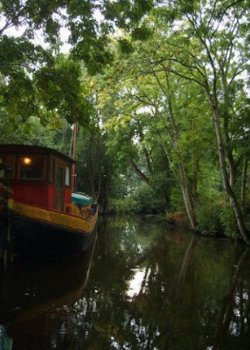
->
[35, 56, 93, 124]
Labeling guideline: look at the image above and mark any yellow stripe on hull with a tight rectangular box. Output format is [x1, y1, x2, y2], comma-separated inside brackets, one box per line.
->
[8, 199, 98, 234]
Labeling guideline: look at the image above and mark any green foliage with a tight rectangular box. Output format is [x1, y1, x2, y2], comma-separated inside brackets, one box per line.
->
[135, 183, 166, 214]
[2, 71, 37, 117]
[0, 35, 50, 118]
[109, 184, 166, 215]
[131, 25, 153, 40]
[196, 203, 222, 234]
[0, 0, 62, 38]
[103, 0, 153, 28]
[109, 197, 139, 214]
[0, 112, 66, 146]
[0, 0, 155, 76]
[169, 186, 185, 212]
[71, 36, 114, 74]
[0, 35, 49, 76]
[220, 205, 239, 239]
[118, 38, 134, 54]
[35, 56, 93, 125]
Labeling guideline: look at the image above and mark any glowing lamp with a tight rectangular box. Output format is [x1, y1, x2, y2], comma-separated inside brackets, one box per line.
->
[23, 157, 32, 165]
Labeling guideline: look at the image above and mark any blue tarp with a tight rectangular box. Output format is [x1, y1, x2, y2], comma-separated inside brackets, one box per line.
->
[71, 192, 93, 207]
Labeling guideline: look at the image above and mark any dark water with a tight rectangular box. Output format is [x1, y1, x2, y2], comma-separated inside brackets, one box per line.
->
[1, 217, 250, 350]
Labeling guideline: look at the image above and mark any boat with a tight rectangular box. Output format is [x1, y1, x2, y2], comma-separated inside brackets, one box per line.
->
[0, 144, 98, 259]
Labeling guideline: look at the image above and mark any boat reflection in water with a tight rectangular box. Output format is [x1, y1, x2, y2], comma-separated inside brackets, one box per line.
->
[0, 235, 96, 350]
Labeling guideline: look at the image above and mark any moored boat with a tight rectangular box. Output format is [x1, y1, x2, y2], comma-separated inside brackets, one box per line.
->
[0, 144, 98, 259]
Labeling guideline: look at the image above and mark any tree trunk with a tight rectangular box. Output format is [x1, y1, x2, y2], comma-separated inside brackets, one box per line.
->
[213, 108, 249, 244]
[179, 162, 196, 230]
[151, 68, 197, 229]
[157, 134, 196, 229]
[241, 159, 248, 214]
[101, 173, 110, 216]
[165, 76, 196, 229]
[138, 124, 154, 175]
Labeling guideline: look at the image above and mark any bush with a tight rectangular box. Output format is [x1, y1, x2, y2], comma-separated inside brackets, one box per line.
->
[169, 186, 185, 213]
[109, 197, 139, 214]
[196, 202, 222, 234]
[219, 205, 238, 239]
[109, 183, 167, 215]
[135, 183, 166, 214]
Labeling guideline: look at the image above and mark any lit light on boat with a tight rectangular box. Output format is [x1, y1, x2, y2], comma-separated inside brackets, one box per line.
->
[23, 157, 32, 165]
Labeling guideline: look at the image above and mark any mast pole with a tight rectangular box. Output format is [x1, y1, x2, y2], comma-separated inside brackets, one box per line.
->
[71, 122, 78, 192]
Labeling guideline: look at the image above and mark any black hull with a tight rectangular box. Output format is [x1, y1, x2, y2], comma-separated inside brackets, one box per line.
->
[2, 213, 97, 260]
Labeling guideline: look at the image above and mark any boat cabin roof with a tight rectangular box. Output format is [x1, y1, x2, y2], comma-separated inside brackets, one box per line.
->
[0, 144, 74, 164]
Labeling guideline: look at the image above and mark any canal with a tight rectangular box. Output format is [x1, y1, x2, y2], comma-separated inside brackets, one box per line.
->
[1, 216, 250, 349]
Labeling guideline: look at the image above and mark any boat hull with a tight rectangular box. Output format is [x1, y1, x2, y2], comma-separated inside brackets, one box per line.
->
[6, 213, 97, 259]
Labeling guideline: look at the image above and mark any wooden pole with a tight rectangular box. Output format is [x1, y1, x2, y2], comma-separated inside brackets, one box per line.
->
[71, 123, 78, 192]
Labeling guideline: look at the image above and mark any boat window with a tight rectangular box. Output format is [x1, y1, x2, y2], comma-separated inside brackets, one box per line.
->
[56, 166, 64, 189]
[65, 166, 70, 186]
[19, 156, 45, 180]
[0, 155, 15, 179]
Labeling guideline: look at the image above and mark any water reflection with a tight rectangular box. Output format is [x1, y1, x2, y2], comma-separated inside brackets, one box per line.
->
[0, 236, 96, 349]
[126, 268, 150, 300]
[1, 217, 250, 349]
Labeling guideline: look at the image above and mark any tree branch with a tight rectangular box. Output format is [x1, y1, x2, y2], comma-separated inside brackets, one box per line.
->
[129, 158, 150, 185]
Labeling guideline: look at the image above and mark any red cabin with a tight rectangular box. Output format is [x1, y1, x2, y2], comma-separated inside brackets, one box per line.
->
[0, 144, 74, 211]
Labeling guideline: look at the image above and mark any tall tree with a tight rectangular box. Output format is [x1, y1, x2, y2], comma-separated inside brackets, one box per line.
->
[148, 0, 250, 242]
[93, 34, 216, 228]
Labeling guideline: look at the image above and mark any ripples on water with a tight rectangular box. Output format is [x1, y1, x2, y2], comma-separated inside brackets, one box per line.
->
[1, 216, 250, 349]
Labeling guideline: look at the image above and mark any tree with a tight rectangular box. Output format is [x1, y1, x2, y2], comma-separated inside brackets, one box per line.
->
[147, 0, 250, 242]
[93, 33, 218, 228]
[95, 69, 173, 213]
